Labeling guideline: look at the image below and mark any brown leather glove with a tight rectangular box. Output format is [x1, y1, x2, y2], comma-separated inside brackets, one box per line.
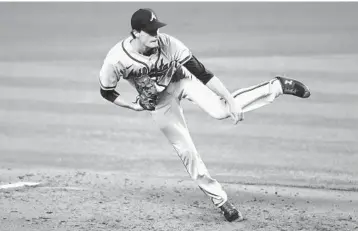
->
[133, 74, 158, 111]
[133, 61, 185, 111]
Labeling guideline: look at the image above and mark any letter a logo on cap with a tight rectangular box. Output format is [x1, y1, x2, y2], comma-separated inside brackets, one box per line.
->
[150, 12, 157, 21]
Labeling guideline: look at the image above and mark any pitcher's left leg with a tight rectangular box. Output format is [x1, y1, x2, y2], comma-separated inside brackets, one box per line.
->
[150, 98, 230, 209]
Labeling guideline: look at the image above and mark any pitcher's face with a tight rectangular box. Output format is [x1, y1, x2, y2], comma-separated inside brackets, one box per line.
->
[138, 29, 159, 49]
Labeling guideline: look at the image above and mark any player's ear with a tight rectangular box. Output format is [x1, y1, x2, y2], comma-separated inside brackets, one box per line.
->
[131, 30, 140, 39]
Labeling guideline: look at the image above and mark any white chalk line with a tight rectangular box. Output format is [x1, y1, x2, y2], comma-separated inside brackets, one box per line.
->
[0, 182, 88, 191]
[0, 182, 41, 190]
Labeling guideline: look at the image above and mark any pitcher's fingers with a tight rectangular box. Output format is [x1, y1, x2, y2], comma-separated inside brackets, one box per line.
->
[231, 113, 239, 124]
[238, 112, 244, 121]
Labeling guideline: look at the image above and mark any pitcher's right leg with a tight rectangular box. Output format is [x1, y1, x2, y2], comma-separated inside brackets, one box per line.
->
[233, 77, 311, 113]
[179, 76, 282, 119]
[180, 75, 310, 119]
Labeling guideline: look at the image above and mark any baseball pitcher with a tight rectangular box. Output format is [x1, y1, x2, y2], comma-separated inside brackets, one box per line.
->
[99, 8, 311, 222]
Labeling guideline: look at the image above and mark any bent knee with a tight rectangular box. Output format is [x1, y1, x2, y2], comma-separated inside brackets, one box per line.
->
[209, 112, 227, 120]
[207, 107, 229, 120]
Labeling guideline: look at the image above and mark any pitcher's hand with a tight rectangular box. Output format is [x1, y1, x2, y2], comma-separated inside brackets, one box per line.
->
[226, 97, 244, 124]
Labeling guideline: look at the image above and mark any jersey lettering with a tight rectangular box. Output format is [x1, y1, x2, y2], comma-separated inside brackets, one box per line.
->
[128, 66, 149, 78]
[99, 33, 192, 93]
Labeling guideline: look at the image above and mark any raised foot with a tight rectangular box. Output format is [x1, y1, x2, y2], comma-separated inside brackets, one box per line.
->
[276, 76, 311, 98]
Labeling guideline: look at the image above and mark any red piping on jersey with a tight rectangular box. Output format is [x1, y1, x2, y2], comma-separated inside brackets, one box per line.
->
[121, 40, 150, 71]
[152, 48, 162, 73]
[179, 54, 192, 65]
[99, 78, 116, 90]
[233, 81, 269, 98]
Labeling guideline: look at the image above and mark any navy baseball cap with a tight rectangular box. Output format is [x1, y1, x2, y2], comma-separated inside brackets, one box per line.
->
[131, 8, 167, 32]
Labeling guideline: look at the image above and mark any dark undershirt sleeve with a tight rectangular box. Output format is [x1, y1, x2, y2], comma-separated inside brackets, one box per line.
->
[183, 55, 214, 85]
[100, 88, 120, 103]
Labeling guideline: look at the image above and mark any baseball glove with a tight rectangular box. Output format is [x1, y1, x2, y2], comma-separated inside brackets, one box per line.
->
[133, 74, 159, 111]
[133, 61, 185, 111]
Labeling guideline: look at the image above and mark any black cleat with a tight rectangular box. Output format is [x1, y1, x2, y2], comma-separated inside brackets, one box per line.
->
[220, 201, 244, 222]
[276, 76, 311, 98]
